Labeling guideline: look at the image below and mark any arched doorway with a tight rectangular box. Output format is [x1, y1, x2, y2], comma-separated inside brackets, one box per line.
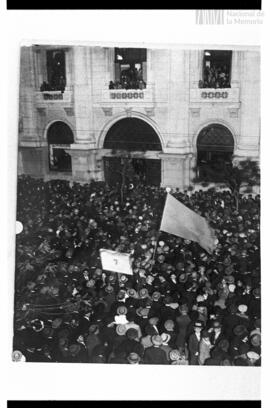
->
[47, 121, 74, 172]
[196, 124, 234, 182]
[103, 118, 162, 186]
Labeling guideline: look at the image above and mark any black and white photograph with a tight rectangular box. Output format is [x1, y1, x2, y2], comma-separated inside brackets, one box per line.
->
[12, 42, 261, 367]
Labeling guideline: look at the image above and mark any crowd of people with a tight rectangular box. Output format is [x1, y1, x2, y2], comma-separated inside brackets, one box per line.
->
[13, 175, 261, 365]
[199, 65, 231, 89]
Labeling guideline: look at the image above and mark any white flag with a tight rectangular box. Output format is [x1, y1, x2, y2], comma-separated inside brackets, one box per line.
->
[160, 193, 217, 254]
[99, 249, 133, 275]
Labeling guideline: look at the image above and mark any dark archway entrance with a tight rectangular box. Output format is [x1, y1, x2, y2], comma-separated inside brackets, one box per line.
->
[196, 124, 234, 182]
[103, 118, 162, 186]
[47, 121, 74, 172]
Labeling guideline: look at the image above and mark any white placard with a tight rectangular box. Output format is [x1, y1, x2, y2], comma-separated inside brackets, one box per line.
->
[99, 248, 133, 275]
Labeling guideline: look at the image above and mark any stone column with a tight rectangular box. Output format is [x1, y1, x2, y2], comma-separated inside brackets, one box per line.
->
[231, 50, 241, 88]
[189, 154, 197, 185]
[73, 46, 95, 145]
[19, 47, 37, 142]
[190, 49, 204, 87]
[69, 147, 98, 183]
[184, 154, 193, 188]
[160, 154, 185, 189]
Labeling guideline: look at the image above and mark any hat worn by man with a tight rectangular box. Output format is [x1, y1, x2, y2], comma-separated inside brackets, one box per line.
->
[127, 288, 137, 298]
[169, 349, 181, 361]
[105, 285, 114, 294]
[116, 324, 127, 336]
[127, 352, 141, 364]
[31, 319, 44, 332]
[161, 333, 171, 344]
[151, 335, 163, 347]
[233, 325, 248, 337]
[238, 304, 248, 313]
[117, 290, 126, 300]
[139, 288, 149, 299]
[247, 351, 260, 361]
[250, 334, 261, 347]
[108, 274, 116, 283]
[117, 305, 128, 316]
[228, 284, 236, 293]
[149, 317, 159, 326]
[119, 275, 128, 283]
[152, 291, 161, 301]
[196, 295, 205, 303]
[164, 320, 175, 332]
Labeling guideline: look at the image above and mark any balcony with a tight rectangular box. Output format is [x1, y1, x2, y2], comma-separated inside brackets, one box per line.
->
[35, 88, 73, 106]
[97, 83, 166, 105]
[190, 86, 240, 103]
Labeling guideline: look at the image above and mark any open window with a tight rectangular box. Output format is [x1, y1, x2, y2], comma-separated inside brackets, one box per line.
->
[109, 48, 147, 90]
[40, 50, 66, 92]
[199, 50, 232, 89]
[47, 122, 73, 172]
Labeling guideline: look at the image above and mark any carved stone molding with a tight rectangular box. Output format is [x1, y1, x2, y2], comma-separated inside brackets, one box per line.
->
[64, 107, 75, 116]
[190, 108, 200, 118]
[228, 107, 239, 118]
[145, 107, 155, 117]
[36, 107, 46, 116]
[102, 107, 113, 117]
[125, 107, 133, 117]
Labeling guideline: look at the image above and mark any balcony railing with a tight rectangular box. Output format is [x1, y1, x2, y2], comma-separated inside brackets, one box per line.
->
[97, 83, 169, 104]
[35, 88, 73, 105]
[190, 86, 240, 103]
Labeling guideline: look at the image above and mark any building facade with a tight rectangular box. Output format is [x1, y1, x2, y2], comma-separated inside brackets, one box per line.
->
[18, 44, 260, 189]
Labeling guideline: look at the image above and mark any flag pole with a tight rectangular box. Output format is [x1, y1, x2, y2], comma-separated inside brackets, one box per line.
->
[148, 191, 169, 273]
[149, 231, 161, 273]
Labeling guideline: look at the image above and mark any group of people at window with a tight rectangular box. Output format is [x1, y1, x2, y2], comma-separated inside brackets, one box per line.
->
[40, 75, 66, 93]
[199, 64, 231, 89]
[109, 63, 146, 90]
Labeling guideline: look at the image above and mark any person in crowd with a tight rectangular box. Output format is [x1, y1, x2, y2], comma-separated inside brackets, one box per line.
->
[188, 321, 203, 365]
[143, 335, 168, 364]
[198, 330, 212, 365]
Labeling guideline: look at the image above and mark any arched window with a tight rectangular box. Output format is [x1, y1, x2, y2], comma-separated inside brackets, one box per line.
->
[47, 121, 74, 172]
[196, 124, 234, 182]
